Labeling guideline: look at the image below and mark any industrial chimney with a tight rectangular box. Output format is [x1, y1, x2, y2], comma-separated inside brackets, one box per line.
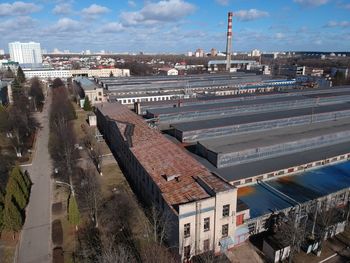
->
[226, 12, 233, 72]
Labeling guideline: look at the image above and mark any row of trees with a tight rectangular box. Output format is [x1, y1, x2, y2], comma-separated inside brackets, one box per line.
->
[48, 79, 82, 235]
[0, 68, 43, 198]
[49, 83, 77, 189]
[0, 166, 32, 238]
[0, 69, 44, 159]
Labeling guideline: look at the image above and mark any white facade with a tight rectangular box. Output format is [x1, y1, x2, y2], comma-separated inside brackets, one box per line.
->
[23, 69, 71, 79]
[9, 42, 42, 64]
[167, 68, 178, 76]
[116, 94, 187, 105]
[0, 49, 5, 55]
[23, 68, 130, 79]
[71, 68, 130, 78]
[178, 189, 237, 260]
[84, 87, 105, 104]
[251, 49, 261, 57]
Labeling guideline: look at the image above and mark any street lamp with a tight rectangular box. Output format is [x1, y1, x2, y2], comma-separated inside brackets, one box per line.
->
[55, 180, 74, 195]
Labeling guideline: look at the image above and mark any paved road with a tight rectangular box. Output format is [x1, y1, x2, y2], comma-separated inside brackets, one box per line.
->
[17, 92, 52, 263]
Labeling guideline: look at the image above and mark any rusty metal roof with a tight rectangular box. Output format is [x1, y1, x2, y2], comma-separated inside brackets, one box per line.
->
[97, 102, 233, 210]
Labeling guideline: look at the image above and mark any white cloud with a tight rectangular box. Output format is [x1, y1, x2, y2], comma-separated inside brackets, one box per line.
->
[53, 3, 72, 15]
[99, 22, 124, 33]
[0, 1, 41, 16]
[275, 32, 286, 40]
[325, 20, 350, 28]
[128, 1, 137, 8]
[294, 0, 329, 7]
[215, 0, 230, 6]
[234, 9, 269, 21]
[120, 0, 196, 26]
[50, 18, 80, 32]
[81, 4, 110, 17]
[0, 16, 36, 32]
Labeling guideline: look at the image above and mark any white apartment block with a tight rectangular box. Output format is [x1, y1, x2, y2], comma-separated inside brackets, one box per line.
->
[9, 42, 42, 64]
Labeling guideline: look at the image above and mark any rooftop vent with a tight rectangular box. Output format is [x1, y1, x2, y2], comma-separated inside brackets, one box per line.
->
[163, 174, 180, 182]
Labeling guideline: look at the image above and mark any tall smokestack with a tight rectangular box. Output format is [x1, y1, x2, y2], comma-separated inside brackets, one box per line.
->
[226, 12, 233, 72]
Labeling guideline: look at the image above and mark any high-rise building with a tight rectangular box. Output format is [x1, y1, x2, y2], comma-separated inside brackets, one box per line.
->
[251, 49, 261, 57]
[195, 48, 204, 57]
[8, 41, 42, 64]
[210, 48, 218, 57]
[0, 49, 5, 55]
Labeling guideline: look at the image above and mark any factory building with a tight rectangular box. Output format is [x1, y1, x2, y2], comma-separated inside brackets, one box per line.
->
[73, 77, 105, 106]
[22, 68, 130, 80]
[95, 89, 350, 261]
[142, 81, 350, 254]
[94, 73, 301, 106]
[95, 102, 240, 260]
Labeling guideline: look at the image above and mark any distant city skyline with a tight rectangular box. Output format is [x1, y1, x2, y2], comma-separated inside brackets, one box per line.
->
[0, 0, 349, 53]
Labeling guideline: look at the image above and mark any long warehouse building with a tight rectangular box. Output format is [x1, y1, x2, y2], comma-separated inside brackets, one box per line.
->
[95, 102, 240, 261]
[172, 103, 350, 142]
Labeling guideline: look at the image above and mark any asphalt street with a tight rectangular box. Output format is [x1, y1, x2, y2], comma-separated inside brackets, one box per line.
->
[17, 91, 52, 263]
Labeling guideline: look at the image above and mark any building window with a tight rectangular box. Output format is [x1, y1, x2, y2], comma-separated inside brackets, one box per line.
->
[203, 239, 210, 251]
[222, 224, 229, 237]
[184, 223, 190, 238]
[184, 245, 191, 259]
[223, 205, 230, 217]
[204, 217, 210, 232]
[98, 92, 102, 96]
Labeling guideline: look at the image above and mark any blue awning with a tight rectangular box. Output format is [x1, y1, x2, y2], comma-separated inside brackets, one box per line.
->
[219, 236, 235, 250]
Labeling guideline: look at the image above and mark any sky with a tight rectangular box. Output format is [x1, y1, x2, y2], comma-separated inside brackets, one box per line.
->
[0, 0, 349, 53]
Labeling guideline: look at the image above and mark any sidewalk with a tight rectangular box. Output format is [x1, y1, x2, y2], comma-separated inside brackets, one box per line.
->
[16, 91, 53, 263]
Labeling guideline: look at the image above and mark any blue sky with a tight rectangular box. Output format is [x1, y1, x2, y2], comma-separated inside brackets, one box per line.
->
[0, 0, 349, 53]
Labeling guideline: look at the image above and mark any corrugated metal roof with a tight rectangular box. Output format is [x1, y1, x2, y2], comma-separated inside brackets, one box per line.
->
[238, 161, 350, 218]
[194, 141, 350, 182]
[198, 118, 350, 154]
[172, 103, 350, 132]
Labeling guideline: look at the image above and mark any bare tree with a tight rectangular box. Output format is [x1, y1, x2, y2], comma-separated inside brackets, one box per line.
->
[53, 116, 76, 193]
[140, 242, 178, 263]
[273, 207, 308, 263]
[144, 205, 172, 246]
[98, 244, 136, 263]
[80, 167, 102, 228]
[83, 128, 103, 175]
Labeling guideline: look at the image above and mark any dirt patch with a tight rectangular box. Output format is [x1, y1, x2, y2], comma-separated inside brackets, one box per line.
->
[52, 219, 63, 246]
[53, 247, 64, 263]
[52, 202, 63, 215]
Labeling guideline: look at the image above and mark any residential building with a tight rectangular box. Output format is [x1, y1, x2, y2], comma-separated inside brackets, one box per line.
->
[0, 81, 9, 105]
[211, 48, 218, 57]
[251, 49, 261, 57]
[159, 68, 179, 76]
[0, 60, 19, 71]
[9, 42, 42, 64]
[0, 49, 5, 55]
[0, 80, 13, 105]
[195, 48, 205, 58]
